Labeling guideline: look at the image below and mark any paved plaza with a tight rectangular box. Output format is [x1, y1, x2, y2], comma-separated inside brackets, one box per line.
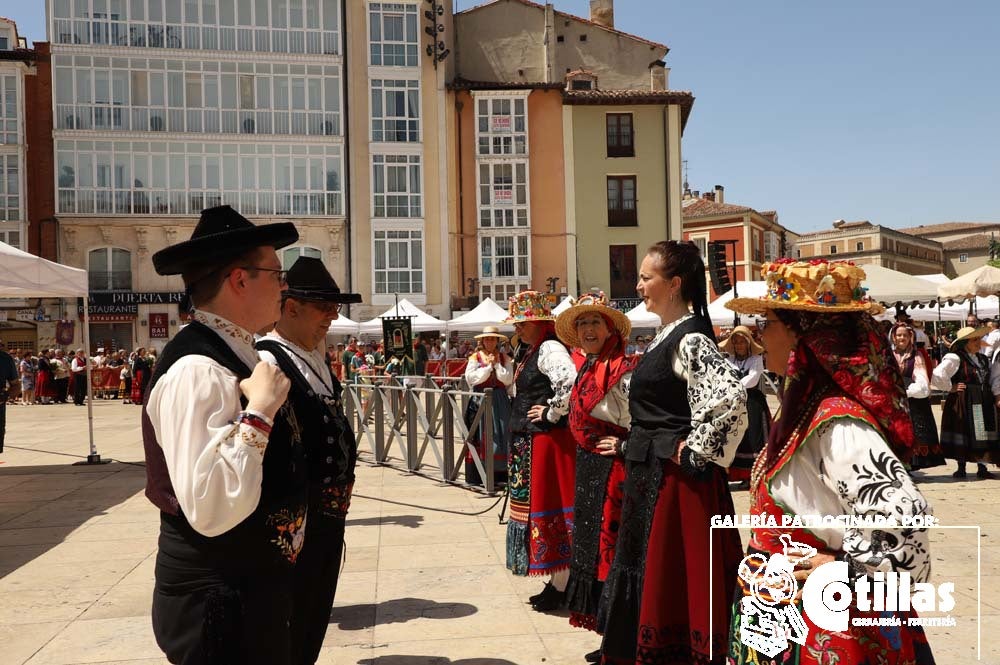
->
[0, 399, 998, 665]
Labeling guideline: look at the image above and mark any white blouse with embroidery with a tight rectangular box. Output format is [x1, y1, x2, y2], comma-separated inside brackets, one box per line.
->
[146, 310, 274, 538]
[768, 418, 933, 582]
[646, 313, 748, 468]
[894, 351, 930, 400]
[726, 353, 765, 391]
[587, 366, 632, 430]
[464, 351, 514, 390]
[258, 331, 333, 398]
[512, 339, 577, 424]
[931, 352, 1000, 395]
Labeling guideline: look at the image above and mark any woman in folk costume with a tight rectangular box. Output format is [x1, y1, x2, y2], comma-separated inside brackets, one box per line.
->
[505, 290, 579, 611]
[555, 293, 636, 662]
[130, 347, 149, 405]
[463, 325, 513, 487]
[598, 241, 748, 665]
[726, 259, 936, 665]
[891, 322, 945, 471]
[931, 325, 1000, 479]
[719, 326, 770, 487]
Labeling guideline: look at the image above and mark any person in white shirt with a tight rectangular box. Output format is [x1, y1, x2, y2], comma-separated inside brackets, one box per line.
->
[719, 325, 770, 488]
[982, 318, 1000, 360]
[463, 325, 513, 487]
[70, 349, 88, 405]
[143, 205, 302, 665]
[256, 257, 362, 665]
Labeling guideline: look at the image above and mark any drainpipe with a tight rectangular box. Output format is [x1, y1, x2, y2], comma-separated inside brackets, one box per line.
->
[341, 0, 354, 315]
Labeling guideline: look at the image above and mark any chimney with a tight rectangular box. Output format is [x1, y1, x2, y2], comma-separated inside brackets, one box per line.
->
[649, 61, 666, 91]
[589, 0, 614, 28]
[702, 192, 715, 202]
[714, 184, 724, 204]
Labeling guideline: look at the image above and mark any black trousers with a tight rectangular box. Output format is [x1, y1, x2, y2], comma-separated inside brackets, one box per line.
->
[290, 516, 346, 665]
[73, 374, 87, 404]
[55, 378, 69, 403]
[153, 545, 294, 665]
[0, 399, 6, 452]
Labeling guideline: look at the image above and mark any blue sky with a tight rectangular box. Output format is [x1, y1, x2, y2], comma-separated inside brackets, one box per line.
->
[6, 1, 999, 233]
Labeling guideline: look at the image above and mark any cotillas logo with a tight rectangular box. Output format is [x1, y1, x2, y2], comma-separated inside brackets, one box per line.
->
[737, 534, 955, 658]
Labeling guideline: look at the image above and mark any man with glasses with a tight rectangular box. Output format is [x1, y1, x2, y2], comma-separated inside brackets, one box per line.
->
[256, 257, 361, 665]
[143, 205, 307, 665]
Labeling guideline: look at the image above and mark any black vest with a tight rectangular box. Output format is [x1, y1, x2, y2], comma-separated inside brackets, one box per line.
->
[141, 321, 308, 570]
[625, 315, 716, 462]
[510, 334, 570, 434]
[255, 339, 357, 520]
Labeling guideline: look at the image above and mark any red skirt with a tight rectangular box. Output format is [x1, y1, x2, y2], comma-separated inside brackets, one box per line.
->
[600, 459, 742, 665]
[36, 369, 54, 398]
[130, 369, 146, 404]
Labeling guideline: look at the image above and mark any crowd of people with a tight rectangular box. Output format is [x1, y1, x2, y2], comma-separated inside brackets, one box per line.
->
[5, 202, 993, 665]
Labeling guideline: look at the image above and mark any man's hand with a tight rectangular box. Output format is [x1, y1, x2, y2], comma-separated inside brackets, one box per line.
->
[240, 361, 290, 421]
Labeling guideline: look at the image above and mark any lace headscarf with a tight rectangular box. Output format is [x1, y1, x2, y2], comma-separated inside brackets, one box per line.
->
[766, 311, 914, 469]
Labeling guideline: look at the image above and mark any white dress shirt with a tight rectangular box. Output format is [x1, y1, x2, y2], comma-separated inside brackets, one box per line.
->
[258, 331, 333, 398]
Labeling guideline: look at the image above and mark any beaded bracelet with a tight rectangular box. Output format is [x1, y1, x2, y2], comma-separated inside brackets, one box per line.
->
[236, 411, 272, 435]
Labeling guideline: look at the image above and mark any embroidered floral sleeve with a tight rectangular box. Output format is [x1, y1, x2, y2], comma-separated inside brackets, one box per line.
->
[816, 419, 933, 582]
[907, 354, 931, 400]
[589, 371, 632, 429]
[930, 353, 960, 391]
[537, 340, 578, 423]
[677, 333, 748, 470]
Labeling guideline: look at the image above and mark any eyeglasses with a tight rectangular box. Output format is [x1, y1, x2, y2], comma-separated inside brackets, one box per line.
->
[239, 266, 288, 286]
[308, 301, 343, 315]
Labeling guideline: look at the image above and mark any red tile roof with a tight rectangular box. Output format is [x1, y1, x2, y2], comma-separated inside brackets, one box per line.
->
[897, 221, 1000, 236]
[943, 234, 996, 251]
[448, 78, 565, 91]
[682, 198, 756, 218]
[457, 0, 669, 51]
[563, 89, 694, 127]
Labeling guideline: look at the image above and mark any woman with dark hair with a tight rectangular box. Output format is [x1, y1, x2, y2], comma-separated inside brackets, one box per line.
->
[891, 322, 945, 471]
[130, 347, 148, 405]
[931, 325, 1000, 479]
[555, 293, 636, 660]
[598, 241, 747, 665]
[726, 260, 935, 664]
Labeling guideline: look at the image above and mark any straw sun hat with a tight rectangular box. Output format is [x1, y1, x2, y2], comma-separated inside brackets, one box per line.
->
[555, 292, 631, 349]
[719, 325, 764, 356]
[474, 326, 509, 344]
[950, 326, 989, 350]
[726, 259, 883, 316]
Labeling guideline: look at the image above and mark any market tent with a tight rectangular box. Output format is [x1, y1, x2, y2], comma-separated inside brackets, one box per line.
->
[624, 301, 661, 328]
[358, 298, 447, 334]
[0, 241, 103, 462]
[707, 282, 767, 326]
[446, 297, 513, 332]
[937, 265, 1000, 300]
[875, 297, 999, 322]
[552, 296, 575, 316]
[917, 273, 949, 284]
[857, 264, 940, 305]
[326, 314, 360, 336]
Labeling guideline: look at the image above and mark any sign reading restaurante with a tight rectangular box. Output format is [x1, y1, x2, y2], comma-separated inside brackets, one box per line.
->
[77, 292, 186, 316]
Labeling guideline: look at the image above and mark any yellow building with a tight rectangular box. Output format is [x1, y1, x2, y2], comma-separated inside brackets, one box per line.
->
[897, 221, 1000, 278]
[793, 220, 943, 275]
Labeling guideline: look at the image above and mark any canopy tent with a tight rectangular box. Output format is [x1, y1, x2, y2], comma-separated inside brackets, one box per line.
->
[875, 297, 999, 322]
[624, 301, 661, 328]
[707, 282, 767, 327]
[326, 314, 360, 336]
[917, 273, 949, 284]
[937, 265, 1000, 300]
[552, 296, 575, 316]
[0, 241, 103, 463]
[358, 298, 447, 334]
[857, 264, 941, 305]
[446, 297, 513, 332]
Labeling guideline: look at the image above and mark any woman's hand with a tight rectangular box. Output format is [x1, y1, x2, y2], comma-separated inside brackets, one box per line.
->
[527, 404, 546, 423]
[792, 551, 838, 600]
[671, 439, 686, 465]
[596, 436, 620, 457]
[956, 382, 967, 393]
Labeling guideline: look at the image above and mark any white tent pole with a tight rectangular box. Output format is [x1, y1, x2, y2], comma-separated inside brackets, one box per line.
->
[81, 297, 106, 464]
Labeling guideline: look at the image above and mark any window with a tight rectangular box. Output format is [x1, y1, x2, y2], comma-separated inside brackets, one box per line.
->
[480, 233, 529, 281]
[856, 241, 864, 252]
[829, 245, 837, 255]
[51, 0, 340, 55]
[371, 79, 419, 142]
[282, 245, 323, 269]
[0, 223, 22, 250]
[57, 139, 343, 217]
[372, 154, 421, 217]
[477, 161, 528, 228]
[0, 153, 19, 222]
[690, 236, 707, 259]
[88, 247, 132, 291]
[752, 233, 762, 263]
[0, 75, 17, 144]
[374, 227, 423, 294]
[607, 176, 637, 226]
[763, 231, 780, 261]
[0, 28, 10, 50]
[481, 281, 529, 303]
[368, 2, 418, 67]
[606, 113, 633, 157]
[960, 253, 969, 263]
[609, 245, 637, 300]
[476, 96, 527, 156]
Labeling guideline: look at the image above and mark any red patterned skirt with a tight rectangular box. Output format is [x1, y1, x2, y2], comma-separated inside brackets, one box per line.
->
[36, 369, 54, 398]
[131, 368, 146, 405]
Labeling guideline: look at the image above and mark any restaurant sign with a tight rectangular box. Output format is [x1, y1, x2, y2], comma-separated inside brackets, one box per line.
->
[78, 292, 185, 316]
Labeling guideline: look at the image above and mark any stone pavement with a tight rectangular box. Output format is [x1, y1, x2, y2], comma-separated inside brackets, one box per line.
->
[0, 399, 998, 665]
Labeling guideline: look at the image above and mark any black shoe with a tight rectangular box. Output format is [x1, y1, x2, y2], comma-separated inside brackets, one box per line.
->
[977, 466, 996, 480]
[528, 582, 553, 605]
[952, 468, 967, 479]
[584, 649, 602, 663]
[530, 584, 566, 611]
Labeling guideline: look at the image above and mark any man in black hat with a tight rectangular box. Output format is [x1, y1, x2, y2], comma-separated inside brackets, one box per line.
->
[143, 205, 307, 665]
[256, 257, 361, 665]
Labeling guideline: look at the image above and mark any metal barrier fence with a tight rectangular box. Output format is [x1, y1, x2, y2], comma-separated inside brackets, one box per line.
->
[343, 375, 503, 495]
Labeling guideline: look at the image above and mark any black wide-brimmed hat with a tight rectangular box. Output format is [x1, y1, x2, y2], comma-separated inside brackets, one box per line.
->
[284, 257, 362, 304]
[152, 205, 299, 276]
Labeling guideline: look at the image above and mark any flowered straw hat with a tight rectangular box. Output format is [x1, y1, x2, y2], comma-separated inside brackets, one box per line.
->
[555, 291, 631, 349]
[726, 259, 883, 316]
[504, 290, 556, 324]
